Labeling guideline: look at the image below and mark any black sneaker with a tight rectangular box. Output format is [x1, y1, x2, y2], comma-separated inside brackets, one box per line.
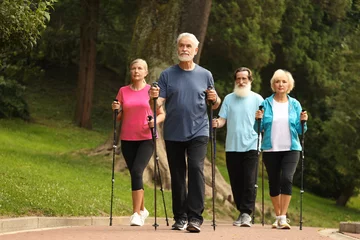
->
[186, 218, 201, 233]
[171, 219, 188, 230]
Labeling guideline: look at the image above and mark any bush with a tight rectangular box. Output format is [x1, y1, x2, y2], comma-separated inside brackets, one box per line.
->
[0, 76, 30, 120]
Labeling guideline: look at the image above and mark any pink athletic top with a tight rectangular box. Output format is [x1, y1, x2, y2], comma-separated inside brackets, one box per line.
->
[116, 84, 153, 140]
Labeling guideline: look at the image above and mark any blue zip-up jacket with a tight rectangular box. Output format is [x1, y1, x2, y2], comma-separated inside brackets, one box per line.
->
[255, 94, 307, 151]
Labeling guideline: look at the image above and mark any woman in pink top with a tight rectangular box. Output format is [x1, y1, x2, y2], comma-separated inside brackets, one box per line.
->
[112, 59, 165, 226]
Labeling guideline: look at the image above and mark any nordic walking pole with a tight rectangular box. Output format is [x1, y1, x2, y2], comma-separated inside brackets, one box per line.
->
[259, 106, 265, 226]
[212, 117, 217, 231]
[253, 106, 263, 224]
[206, 86, 216, 231]
[109, 99, 119, 226]
[151, 82, 159, 230]
[261, 136, 265, 226]
[147, 115, 169, 227]
[300, 109, 306, 230]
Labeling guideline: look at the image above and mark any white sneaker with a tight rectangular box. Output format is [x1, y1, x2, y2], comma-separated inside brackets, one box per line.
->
[140, 208, 149, 221]
[240, 213, 252, 227]
[272, 219, 279, 229]
[130, 212, 144, 226]
[277, 218, 291, 229]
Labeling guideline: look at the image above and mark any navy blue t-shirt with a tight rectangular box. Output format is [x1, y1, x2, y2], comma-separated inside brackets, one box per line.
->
[158, 64, 214, 141]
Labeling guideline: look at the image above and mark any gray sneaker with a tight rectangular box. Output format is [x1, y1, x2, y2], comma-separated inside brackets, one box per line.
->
[240, 213, 252, 227]
[233, 213, 242, 226]
[171, 219, 188, 230]
[186, 218, 202, 233]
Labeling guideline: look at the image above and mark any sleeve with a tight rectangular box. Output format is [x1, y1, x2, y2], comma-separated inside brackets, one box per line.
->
[218, 95, 228, 119]
[115, 88, 123, 106]
[208, 71, 215, 89]
[295, 100, 307, 134]
[158, 72, 167, 99]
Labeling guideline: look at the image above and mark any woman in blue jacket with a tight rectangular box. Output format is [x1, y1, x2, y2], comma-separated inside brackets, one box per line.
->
[255, 69, 308, 229]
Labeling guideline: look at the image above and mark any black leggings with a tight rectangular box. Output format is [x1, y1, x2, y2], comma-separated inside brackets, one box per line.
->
[121, 140, 154, 191]
[262, 151, 299, 196]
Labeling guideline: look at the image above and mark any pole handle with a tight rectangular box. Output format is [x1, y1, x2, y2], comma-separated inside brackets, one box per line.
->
[301, 109, 306, 124]
[113, 99, 119, 115]
[151, 82, 159, 100]
[256, 105, 263, 120]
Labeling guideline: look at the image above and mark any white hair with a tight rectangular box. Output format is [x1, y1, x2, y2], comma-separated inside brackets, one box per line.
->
[270, 69, 295, 93]
[176, 33, 200, 48]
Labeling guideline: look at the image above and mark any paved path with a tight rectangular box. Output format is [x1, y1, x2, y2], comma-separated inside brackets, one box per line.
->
[0, 221, 356, 240]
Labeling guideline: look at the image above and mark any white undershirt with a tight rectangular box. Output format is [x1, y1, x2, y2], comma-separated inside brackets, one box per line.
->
[265, 99, 291, 152]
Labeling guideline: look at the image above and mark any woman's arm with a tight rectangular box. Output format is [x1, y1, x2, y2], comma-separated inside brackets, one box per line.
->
[155, 105, 166, 124]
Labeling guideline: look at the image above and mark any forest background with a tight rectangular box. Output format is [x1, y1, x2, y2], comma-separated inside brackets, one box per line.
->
[1, 0, 360, 225]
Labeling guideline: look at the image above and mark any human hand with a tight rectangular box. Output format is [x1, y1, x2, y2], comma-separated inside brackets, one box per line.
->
[255, 109, 264, 119]
[300, 110, 308, 122]
[147, 115, 154, 128]
[212, 118, 219, 128]
[112, 100, 120, 111]
[205, 88, 217, 104]
[149, 83, 160, 100]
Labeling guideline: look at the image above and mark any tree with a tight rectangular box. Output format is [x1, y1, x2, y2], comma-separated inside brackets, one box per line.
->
[0, 0, 57, 52]
[74, 0, 99, 129]
[0, 0, 56, 120]
[321, 9, 360, 206]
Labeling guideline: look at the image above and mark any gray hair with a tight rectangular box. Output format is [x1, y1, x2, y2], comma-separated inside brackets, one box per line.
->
[176, 33, 200, 48]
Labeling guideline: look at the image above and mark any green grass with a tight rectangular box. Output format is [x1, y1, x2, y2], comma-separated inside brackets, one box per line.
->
[0, 118, 173, 218]
[1, 65, 359, 228]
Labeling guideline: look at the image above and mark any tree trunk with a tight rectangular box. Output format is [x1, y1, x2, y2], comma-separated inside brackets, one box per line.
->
[75, 0, 99, 129]
[179, 0, 212, 64]
[336, 184, 355, 206]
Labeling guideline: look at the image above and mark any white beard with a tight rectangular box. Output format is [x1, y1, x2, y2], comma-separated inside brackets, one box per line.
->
[234, 83, 251, 98]
[178, 54, 193, 62]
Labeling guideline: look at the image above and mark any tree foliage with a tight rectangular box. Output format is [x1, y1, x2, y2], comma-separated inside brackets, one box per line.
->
[0, 0, 56, 120]
[0, 0, 57, 51]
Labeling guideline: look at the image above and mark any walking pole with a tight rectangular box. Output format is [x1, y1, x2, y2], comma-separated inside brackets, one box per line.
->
[147, 115, 169, 227]
[300, 109, 306, 230]
[206, 86, 216, 231]
[212, 118, 217, 231]
[261, 139, 265, 226]
[151, 82, 159, 230]
[109, 99, 119, 226]
[252, 106, 263, 224]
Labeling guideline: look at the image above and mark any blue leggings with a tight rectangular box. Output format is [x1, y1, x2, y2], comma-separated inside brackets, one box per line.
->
[121, 140, 154, 191]
[263, 151, 299, 196]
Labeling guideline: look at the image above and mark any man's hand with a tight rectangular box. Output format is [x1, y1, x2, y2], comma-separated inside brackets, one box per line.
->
[205, 88, 217, 104]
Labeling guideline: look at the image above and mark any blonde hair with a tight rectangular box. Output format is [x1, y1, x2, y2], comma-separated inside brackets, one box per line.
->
[130, 58, 148, 72]
[176, 32, 200, 48]
[270, 69, 295, 93]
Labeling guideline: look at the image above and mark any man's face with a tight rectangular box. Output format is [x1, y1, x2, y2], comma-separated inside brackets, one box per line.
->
[177, 37, 198, 62]
[234, 70, 251, 97]
[235, 71, 250, 88]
